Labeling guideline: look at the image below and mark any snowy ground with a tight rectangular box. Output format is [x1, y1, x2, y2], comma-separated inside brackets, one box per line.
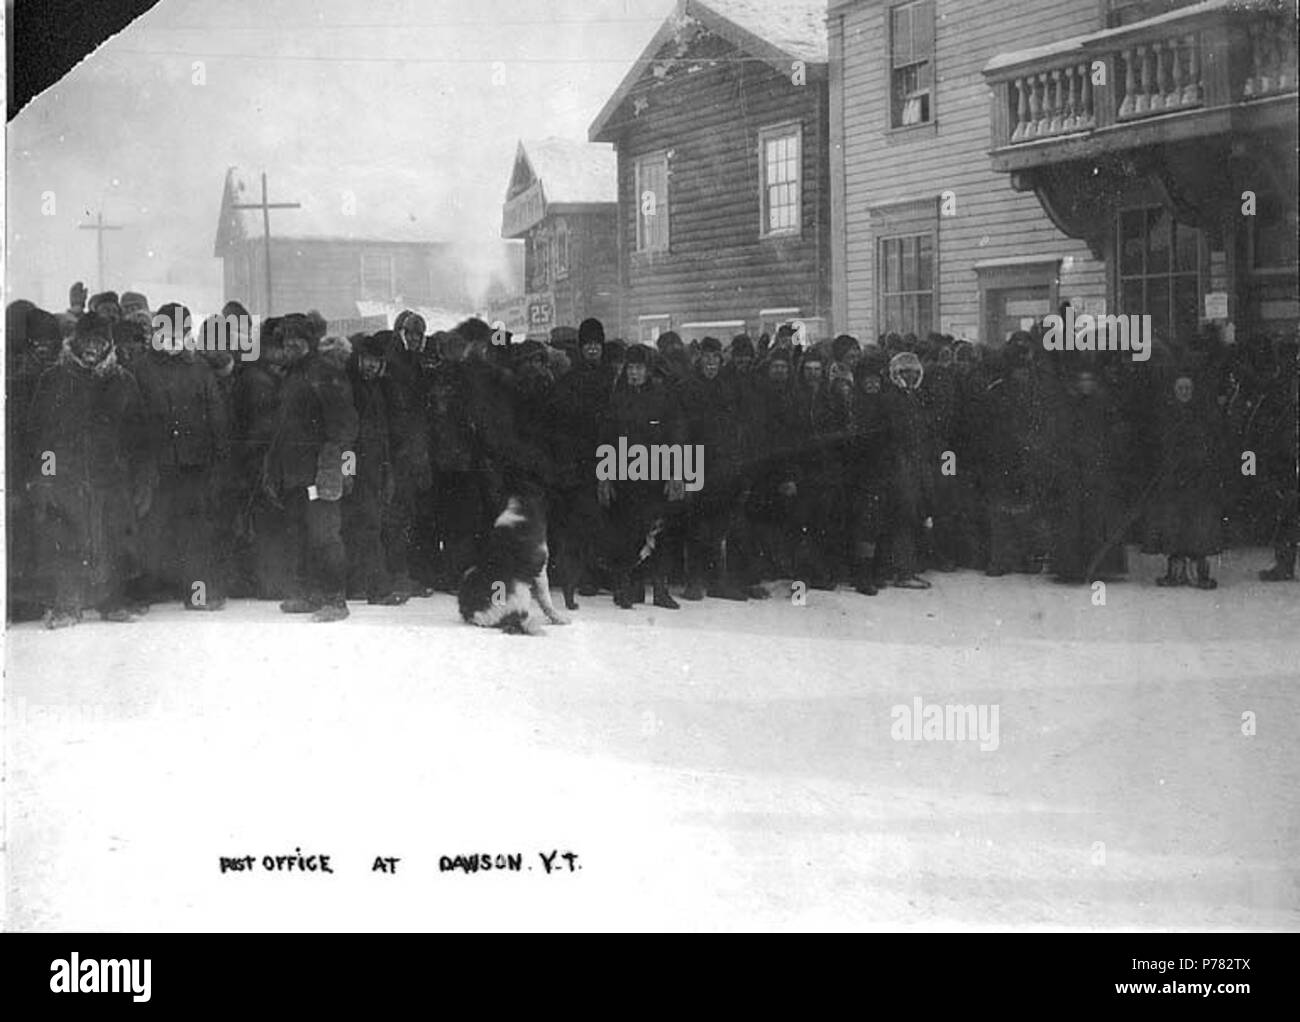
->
[5, 546, 1299, 932]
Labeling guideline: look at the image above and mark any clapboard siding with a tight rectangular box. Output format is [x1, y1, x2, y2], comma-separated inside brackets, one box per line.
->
[604, 32, 832, 340]
[830, 0, 1108, 341]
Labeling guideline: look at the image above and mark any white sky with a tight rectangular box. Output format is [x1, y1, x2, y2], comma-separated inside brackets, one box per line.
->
[6, 0, 675, 312]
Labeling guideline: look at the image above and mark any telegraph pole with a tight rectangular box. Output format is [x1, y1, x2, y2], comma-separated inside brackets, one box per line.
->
[231, 172, 301, 316]
[78, 211, 124, 293]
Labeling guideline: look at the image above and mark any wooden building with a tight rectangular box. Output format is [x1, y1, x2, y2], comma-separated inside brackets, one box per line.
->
[828, 0, 1297, 346]
[590, 0, 833, 345]
[500, 138, 619, 338]
[214, 165, 522, 322]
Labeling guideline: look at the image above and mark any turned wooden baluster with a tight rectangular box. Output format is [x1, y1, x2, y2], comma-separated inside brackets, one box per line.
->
[1047, 69, 1062, 133]
[1183, 34, 1201, 105]
[1036, 71, 1052, 134]
[1063, 65, 1078, 130]
[1008, 76, 1029, 141]
[1081, 62, 1095, 126]
[1244, 22, 1263, 97]
[1010, 77, 1027, 142]
[1135, 45, 1152, 113]
[1119, 47, 1137, 116]
[1168, 37, 1184, 107]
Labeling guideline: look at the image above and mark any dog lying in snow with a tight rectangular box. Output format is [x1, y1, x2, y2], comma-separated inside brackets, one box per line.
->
[458, 491, 571, 635]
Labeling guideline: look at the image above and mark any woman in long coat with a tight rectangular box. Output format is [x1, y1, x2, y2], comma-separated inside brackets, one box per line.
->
[1147, 373, 1231, 588]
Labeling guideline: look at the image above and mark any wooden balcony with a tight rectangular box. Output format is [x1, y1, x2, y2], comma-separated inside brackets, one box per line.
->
[983, 0, 1297, 172]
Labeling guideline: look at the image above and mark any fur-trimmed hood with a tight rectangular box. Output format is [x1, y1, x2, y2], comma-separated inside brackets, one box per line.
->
[58, 335, 124, 379]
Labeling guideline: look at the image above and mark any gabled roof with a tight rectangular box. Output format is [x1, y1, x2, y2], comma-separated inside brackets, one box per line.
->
[214, 164, 449, 254]
[589, 0, 828, 142]
[508, 138, 617, 206]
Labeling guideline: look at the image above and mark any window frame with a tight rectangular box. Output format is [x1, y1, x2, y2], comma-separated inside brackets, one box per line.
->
[758, 121, 804, 239]
[887, 0, 936, 131]
[555, 218, 571, 279]
[637, 314, 671, 344]
[635, 151, 670, 253]
[1115, 203, 1203, 341]
[360, 250, 396, 301]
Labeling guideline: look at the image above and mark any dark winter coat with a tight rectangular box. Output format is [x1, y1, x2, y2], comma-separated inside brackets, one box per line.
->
[1147, 397, 1231, 556]
[1050, 388, 1128, 578]
[26, 348, 151, 605]
[131, 348, 229, 470]
[264, 349, 359, 498]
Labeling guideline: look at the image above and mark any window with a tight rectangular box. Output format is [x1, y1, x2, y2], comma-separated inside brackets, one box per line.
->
[529, 232, 551, 291]
[638, 315, 671, 343]
[361, 251, 395, 301]
[760, 124, 802, 236]
[890, 1, 934, 128]
[879, 234, 935, 336]
[1106, 0, 1200, 29]
[635, 152, 670, 252]
[555, 219, 570, 277]
[1118, 206, 1201, 342]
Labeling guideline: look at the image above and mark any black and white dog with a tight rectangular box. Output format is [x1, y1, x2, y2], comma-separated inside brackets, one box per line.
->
[458, 490, 571, 635]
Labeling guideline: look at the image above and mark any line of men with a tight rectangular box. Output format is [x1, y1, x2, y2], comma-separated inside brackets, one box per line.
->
[6, 286, 1298, 628]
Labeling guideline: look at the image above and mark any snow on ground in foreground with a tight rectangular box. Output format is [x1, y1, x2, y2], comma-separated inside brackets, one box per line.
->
[4, 547, 1299, 931]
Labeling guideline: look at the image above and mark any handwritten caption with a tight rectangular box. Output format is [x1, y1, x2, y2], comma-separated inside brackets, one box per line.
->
[219, 849, 581, 876]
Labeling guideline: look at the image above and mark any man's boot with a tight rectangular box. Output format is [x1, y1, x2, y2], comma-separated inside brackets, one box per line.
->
[312, 598, 350, 623]
[1193, 557, 1218, 590]
[652, 579, 679, 610]
[1156, 556, 1187, 587]
[1260, 544, 1296, 582]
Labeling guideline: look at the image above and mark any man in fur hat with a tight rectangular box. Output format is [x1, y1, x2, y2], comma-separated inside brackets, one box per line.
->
[263, 332, 358, 622]
[600, 343, 685, 609]
[131, 302, 229, 611]
[26, 314, 153, 627]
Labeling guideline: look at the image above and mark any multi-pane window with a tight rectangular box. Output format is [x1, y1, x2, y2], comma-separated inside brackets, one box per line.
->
[760, 125, 801, 236]
[1118, 206, 1201, 343]
[635, 152, 669, 252]
[360, 251, 395, 301]
[879, 233, 934, 336]
[890, 0, 934, 128]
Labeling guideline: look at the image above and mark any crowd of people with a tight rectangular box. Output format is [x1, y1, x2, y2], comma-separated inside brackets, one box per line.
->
[6, 284, 1298, 627]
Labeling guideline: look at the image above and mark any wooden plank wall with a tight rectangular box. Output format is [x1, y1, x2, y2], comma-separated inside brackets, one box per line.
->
[607, 33, 832, 340]
[831, 0, 1107, 342]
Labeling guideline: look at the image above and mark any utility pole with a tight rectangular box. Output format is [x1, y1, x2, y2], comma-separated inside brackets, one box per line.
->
[78, 211, 123, 293]
[231, 172, 301, 316]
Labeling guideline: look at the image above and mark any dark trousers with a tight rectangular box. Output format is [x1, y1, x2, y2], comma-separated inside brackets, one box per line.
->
[346, 486, 391, 599]
[145, 466, 222, 605]
[284, 489, 347, 603]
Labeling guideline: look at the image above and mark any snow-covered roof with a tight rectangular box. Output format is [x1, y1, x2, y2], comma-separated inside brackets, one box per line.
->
[590, 0, 828, 141]
[516, 139, 617, 206]
[215, 164, 448, 250]
[699, 0, 828, 65]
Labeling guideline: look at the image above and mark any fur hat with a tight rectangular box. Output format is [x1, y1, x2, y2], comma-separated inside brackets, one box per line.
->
[625, 343, 652, 365]
[120, 291, 149, 314]
[89, 291, 120, 311]
[730, 333, 755, 358]
[578, 317, 606, 348]
[832, 333, 861, 362]
[699, 335, 723, 355]
[316, 334, 352, 368]
[889, 350, 924, 390]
